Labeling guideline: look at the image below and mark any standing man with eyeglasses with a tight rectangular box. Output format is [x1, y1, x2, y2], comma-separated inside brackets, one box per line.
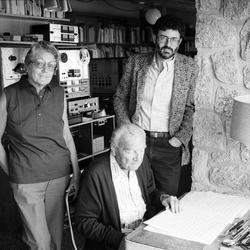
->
[113, 15, 198, 196]
[0, 41, 80, 250]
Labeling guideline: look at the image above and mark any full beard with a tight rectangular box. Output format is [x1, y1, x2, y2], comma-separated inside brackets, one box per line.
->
[157, 45, 178, 60]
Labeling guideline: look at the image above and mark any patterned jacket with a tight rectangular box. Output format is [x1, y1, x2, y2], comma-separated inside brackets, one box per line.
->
[113, 52, 198, 165]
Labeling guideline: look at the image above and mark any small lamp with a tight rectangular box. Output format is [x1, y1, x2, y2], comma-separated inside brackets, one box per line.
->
[44, 0, 61, 11]
[44, 0, 72, 12]
[145, 8, 161, 25]
[59, 0, 72, 12]
[230, 95, 250, 145]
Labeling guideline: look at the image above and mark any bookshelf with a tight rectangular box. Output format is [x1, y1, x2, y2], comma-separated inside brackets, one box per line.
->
[76, 19, 154, 59]
[80, 43, 154, 59]
[0, 0, 67, 19]
[78, 23, 153, 44]
[0, 1, 70, 41]
[0, 12, 69, 22]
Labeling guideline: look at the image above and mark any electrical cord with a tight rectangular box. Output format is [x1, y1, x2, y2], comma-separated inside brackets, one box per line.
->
[65, 190, 78, 250]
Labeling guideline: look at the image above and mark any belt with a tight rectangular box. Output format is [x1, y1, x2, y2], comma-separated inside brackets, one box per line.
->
[145, 130, 170, 138]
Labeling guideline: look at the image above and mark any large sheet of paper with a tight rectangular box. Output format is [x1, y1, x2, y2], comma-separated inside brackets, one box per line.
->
[144, 191, 250, 245]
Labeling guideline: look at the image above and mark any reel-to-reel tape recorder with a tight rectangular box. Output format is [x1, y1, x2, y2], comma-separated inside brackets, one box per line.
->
[58, 48, 91, 99]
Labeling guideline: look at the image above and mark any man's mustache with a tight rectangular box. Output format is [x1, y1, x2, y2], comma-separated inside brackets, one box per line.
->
[161, 46, 173, 53]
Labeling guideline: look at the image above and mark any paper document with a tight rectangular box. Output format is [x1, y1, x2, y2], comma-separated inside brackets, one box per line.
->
[144, 191, 250, 245]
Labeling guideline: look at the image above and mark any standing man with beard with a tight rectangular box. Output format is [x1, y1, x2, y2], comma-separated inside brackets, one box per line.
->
[113, 15, 198, 196]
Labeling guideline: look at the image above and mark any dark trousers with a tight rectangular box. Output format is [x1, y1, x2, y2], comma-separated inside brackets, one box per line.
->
[145, 134, 182, 196]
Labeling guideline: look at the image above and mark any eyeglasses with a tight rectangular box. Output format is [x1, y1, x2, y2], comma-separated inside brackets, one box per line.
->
[157, 34, 180, 45]
[30, 60, 57, 71]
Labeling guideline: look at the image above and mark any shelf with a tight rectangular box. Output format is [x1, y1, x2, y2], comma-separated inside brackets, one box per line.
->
[0, 41, 152, 47]
[77, 153, 93, 162]
[91, 57, 125, 60]
[78, 42, 154, 46]
[93, 147, 110, 156]
[0, 12, 70, 22]
[77, 148, 110, 162]
[69, 115, 115, 128]
[0, 41, 79, 47]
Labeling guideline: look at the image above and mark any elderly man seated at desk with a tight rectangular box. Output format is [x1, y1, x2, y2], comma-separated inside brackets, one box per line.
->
[75, 123, 182, 250]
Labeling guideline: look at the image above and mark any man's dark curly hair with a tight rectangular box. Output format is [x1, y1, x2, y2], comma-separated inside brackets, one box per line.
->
[152, 15, 185, 38]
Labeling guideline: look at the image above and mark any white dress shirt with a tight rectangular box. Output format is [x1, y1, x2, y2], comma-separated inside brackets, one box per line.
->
[110, 154, 146, 226]
[137, 55, 175, 132]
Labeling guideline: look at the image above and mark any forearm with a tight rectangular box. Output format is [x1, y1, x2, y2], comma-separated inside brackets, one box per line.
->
[65, 134, 80, 176]
[0, 144, 8, 175]
[0, 92, 8, 174]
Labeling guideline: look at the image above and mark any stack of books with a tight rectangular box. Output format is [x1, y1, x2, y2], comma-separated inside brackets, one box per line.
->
[0, 0, 65, 19]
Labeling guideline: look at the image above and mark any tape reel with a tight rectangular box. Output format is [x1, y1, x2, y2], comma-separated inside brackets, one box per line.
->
[79, 48, 90, 65]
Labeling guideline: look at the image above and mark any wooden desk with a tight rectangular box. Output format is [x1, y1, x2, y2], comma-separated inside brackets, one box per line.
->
[125, 224, 205, 250]
[125, 210, 250, 250]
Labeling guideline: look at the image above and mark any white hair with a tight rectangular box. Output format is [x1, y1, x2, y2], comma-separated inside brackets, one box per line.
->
[110, 123, 146, 151]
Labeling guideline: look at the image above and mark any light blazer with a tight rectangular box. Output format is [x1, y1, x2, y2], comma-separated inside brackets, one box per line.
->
[113, 52, 198, 165]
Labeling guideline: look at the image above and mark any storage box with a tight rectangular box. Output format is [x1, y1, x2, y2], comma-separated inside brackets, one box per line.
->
[93, 136, 104, 153]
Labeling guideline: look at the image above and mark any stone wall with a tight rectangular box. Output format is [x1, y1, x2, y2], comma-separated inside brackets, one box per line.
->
[192, 0, 250, 197]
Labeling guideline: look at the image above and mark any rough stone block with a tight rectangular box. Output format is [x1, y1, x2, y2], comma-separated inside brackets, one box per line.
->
[214, 86, 239, 117]
[210, 150, 230, 163]
[193, 111, 226, 150]
[240, 18, 250, 60]
[209, 162, 250, 191]
[222, 0, 250, 19]
[240, 144, 250, 163]
[243, 65, 250, 89]
[192, 148, 209, 184]
[211, 49, 239, 84]
[196, 15, 237, 48]
[196, 0, 220, 12]
[195, 58, 214, 109]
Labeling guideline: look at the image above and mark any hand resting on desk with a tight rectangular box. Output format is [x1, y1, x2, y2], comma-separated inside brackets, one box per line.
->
[160, 194, 182, 213]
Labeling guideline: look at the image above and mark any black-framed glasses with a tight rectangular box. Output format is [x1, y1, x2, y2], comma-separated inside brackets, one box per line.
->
[157, 34, 180, 45]
[30, 60, 57, 71]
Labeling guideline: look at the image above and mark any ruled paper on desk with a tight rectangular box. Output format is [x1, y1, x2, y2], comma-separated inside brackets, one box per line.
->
[144, 191, 250, 245]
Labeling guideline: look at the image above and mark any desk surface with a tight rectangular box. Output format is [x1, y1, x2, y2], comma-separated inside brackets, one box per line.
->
[125, 210, 250, 250]
[125, 224, 205, 250]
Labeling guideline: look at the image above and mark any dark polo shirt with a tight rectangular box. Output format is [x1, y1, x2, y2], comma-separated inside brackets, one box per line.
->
[4, 76, 71, 184]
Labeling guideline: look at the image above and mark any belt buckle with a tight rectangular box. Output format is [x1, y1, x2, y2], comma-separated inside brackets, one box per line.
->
[151, 132, 162, 138]
[154, 132, 160, 138]
[153, 132, 169, 138]
[149, 132, 157, 138]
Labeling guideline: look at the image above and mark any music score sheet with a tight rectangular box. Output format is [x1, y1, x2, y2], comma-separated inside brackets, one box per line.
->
[144, 191, 250, 245]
